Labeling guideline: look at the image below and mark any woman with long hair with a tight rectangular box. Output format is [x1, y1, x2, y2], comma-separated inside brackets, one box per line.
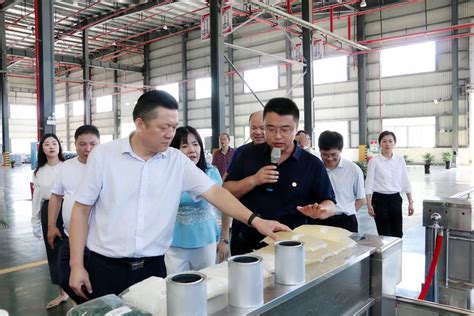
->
[365, 131, 414, 238]
[165, 126, 229, 274]
[31, 133, 68, 309]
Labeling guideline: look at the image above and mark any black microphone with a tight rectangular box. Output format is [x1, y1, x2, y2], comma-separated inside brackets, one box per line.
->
[266, 147, 281, 192]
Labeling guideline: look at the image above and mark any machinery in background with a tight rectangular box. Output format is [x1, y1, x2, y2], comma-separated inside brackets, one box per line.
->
[422, 188, 474, 311]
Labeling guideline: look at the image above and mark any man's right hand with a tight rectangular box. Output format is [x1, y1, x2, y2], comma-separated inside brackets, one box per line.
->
[252, 165, 279, 186]
[47, 226, 63, 249]
[70, 266, 93, 300]
[368, 204, 376, 218]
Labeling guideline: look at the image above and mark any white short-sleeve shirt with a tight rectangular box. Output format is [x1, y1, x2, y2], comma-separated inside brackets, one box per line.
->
[50, 157, 86, 236]
[326, 158, 365, 216]
[73, 137, 215, 258]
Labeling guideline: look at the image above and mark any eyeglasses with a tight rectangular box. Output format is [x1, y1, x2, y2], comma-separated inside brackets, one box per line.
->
[264, 125, 294, 136]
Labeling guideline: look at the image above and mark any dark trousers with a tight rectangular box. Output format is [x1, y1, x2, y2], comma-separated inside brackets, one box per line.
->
[309, 214, 358, 233]
[40, 200, 64, 285]
[372, 192, 403, 238]
[86, 251, 167, 299]
[58, 237, 89, 304]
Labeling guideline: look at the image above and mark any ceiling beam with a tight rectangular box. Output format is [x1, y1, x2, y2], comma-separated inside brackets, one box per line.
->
[7, 48, 143, 72]
[58, 0, 168, 38]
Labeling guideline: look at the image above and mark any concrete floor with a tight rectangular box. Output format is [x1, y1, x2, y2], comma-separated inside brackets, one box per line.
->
[0, 163, 473, 315]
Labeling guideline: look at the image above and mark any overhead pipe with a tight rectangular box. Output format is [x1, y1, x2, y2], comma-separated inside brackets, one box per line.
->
[87, 6, 207, 57]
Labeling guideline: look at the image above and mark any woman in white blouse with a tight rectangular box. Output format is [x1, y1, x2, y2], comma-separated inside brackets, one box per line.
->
[365, 131, 414, 238]
[31, 133, 67, 309]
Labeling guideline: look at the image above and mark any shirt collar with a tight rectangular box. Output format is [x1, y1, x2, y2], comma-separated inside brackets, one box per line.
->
[120, 135, 168, 160]
[264, 141, 302, 161]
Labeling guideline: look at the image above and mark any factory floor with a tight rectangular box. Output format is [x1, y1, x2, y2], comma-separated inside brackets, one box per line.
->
[0, 163, 473, 315]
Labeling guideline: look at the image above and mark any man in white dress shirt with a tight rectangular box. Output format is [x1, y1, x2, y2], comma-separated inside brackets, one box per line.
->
[47, 125, 100, 304]
[68, 90, 290, 300]
[309, 131, 366, 232]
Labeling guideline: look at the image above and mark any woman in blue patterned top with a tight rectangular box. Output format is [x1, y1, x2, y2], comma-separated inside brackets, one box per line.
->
[165, 126, 229, 274]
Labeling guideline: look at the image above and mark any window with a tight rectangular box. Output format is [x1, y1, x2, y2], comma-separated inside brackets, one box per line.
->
[100, 134, 114, 143]
[11, 138, 36, 154]
[72, 101, 84, 117]
[381, 41, 435, 77]
[10, 105, 36, 119]
[96, 95, 113, 113]
[120, 122, 135, 137]
[55, 104, 65, 119]
[195, 77, 212, 100]
[156, 83, 180, 103]
[383, 116, 435, 148]
[313, 121, 349, 149]
[313, 56, 348, 85]
[197, 128, 213, 150]
[243, 66, 279, 93]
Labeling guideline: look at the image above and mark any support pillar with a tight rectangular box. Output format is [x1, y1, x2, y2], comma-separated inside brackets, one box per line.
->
[65, 73, 71, 150]
[210, 0, 226, 149]
[357, 15, 368, 161]
[302, 0, 314, 135]
[228, 34, 235, 137]
[0, 10, 10, 152]
[181, 34, 188, 126]
[451, 0, 459, 166]
[82, 29, 91, 125]
[143, 35, 151, 92]
[35, 0, 55, 138]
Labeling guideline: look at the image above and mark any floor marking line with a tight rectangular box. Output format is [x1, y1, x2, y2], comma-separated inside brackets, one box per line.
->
[0, 260, 48, 275]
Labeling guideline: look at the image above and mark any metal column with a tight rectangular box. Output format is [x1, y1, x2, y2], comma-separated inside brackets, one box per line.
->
[65, 73, 71, 150]
[0, 10, 10, 152]
[285, 32, 293, 99]
[210, 0, 226, 149]
[143, 34, 151, 92]
[228, 34, 235, 136]
[302, 0, 314, 135]
[451, 0, 459, 166]
[181, 34, 188, 126]
[82, 29, 91, 125]
[113, 55, 120, 139]
[35, 0, 55, 138]
[357, 15, 368, 160]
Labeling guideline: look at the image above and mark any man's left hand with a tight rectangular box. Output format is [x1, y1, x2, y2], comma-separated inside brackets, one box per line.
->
[296, 203, 331, 220]
[251, 217, 291, 240]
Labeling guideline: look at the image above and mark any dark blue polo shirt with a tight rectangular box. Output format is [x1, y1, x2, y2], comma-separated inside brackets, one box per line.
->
[226, 142, 253, 173]
[226, 142, 336, 254]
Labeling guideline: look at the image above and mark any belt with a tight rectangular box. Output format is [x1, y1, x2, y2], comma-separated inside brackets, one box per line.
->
[90, 251, 163, 271]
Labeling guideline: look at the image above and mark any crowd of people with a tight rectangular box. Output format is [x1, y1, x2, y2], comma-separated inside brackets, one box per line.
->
[31, 90, 413, 308]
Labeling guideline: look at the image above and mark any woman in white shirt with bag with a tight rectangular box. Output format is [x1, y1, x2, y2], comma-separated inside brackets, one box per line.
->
[365, 131, 414, 238]
[31, 133, 67, 309]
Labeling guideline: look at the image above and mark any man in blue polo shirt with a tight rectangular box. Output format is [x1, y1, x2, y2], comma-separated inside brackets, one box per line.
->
[224, 97, 337, 255]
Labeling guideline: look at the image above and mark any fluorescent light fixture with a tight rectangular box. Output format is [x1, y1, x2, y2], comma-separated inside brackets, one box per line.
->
[360, 0, 367, 8]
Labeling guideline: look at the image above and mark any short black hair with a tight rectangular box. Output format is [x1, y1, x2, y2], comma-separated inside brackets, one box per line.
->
[263, 98, 299, 123]
[133, 90, 178, 122]
[170, 126, 207, 172]
[318, 130, 344, 151]
[378, 131, 397, 144]
[74, 125, 100, 141]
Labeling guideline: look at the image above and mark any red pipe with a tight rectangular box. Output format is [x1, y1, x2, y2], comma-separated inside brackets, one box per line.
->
[360, 22, 474, 45]
[329, 7, 334, 32]
[347, 15, 351, 41]
[55, 1, 100, 25]
[314, 0, 359, 12]
[418, 231, 444, 301]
